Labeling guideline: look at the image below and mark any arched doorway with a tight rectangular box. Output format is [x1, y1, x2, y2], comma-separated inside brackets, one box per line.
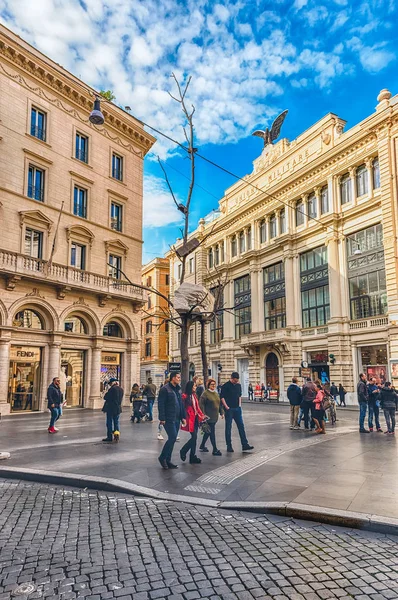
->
[265, 352, 279, 393]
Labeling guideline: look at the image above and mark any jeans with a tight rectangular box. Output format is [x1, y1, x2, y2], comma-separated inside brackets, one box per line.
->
[297, 407, 304, 425]
[368, 404, 381, 430]
[181, 419, 198, 460]
[332, 395, 338, 406]
[290, 405, 300, 428]
[49, 407, 61, 428]
[302, 403, 314, 429]
[359, 402, 368, 430]
[200, 422, 218, 451]
[159, 421, 179, 463]
[384, 407, 396, 433]
[225, 406, 249, 448]
[106, 413, 120, 439]
[147, 398, 155, 421]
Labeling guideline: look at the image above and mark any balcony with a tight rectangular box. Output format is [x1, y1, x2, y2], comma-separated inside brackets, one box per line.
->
[241, 328, 292, 346]
[0, 249, 144, 303]
[349, 317, 389, 330]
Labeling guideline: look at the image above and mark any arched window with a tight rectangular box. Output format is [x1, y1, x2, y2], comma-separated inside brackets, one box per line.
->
[13, 309, 43, 330]
[239, 230, 245, 253]
[356, 164, 368, 197]
[340, 173, 351, 205]
[64, 315, 87, 334]
[259, 220, 266, 243]
[321, 186, 329, 214]
[296, 201, 305, 226]
[269, 214, 277, 238]
[103, 321, 123, 337]
[373, 158, 380, 189]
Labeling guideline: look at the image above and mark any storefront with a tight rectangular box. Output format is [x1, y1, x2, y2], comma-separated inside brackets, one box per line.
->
[358, 344, 388, 384]
[61, 349, 85, 407]
[101, 351, 122, 397]
[8, 346, 41, 412]
[307, 350, 330, 384]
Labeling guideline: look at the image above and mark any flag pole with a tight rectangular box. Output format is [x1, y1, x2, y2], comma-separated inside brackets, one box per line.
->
[44, 201, 64, 276]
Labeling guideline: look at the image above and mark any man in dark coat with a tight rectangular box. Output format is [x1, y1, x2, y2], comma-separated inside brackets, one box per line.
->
[357, 373, 369, 433]
[301, 378, 317, 430]
[143, 378, 157, 422]
[102, 378, 124, 442]
[47, 376, 63, 433]
[287, 377, 302, 430]
[158, 371, 186, 469]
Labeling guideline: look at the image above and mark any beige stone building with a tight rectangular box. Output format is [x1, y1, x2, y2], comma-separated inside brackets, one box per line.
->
[140, 257, 170, 385]
[168, 89, 398, 404]
[0, 24, 155, 415]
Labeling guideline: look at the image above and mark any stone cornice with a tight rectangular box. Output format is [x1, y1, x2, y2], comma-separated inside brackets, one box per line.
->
[0, 36, 156, 157]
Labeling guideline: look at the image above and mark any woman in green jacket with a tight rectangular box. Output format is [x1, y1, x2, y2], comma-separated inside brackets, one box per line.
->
[199, 378, 224, 456]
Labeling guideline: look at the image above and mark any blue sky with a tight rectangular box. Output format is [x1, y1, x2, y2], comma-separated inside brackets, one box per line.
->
[1, 0, 397, 262]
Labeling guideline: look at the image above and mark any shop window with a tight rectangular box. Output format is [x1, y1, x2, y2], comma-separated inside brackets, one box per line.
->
[321, 186, 329, 214]
[259, 219, 266, 243]
[13, 309, 43, 330]
[64, 316, 87, 334]
[356, 164, 368, 197]
[340, 173, 351, 204]
[307, 193, 317, 220]
[103, 321, 123, 337]
[373, 158, 380, 189]
[360, 345, 388, 384]
[296, 201, 305, 226]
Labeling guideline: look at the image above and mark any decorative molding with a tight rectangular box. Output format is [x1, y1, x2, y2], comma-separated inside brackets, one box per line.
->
[105, 239, 129, 256]
[5, 275, 21, 291]
[69, 170, 95, 185]
[23, 148, 53, 164]
[25, 287, 45, 299]
[106, 188, 129, 201]
[56, 286, 71, 300]
[73, 297, 89, 307]
[19, 209, 53, 231]
[98, 294, 111, 307]
[111, 304, 126, 313]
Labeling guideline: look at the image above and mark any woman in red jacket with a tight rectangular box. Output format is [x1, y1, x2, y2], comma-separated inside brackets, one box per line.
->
[180, 380, 206, 464]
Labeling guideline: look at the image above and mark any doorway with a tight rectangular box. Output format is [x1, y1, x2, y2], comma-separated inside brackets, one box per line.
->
[265, 352, 279, 392]
[61, 350, 85, 407]
[8, 346, 41, 412]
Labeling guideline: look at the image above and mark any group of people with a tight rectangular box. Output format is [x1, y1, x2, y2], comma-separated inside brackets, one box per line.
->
[357, 373, 398, 434]
[287, 377, 334, 434]
[248, 382, 271, 402]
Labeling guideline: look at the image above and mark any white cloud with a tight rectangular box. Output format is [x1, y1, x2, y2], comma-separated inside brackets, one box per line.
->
[143, 174, 183, 229]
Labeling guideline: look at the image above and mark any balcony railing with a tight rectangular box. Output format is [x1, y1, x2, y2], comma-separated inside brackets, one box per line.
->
[75, 148, 88, 163]
[30, 126, 46, 141]
[349, 317, 388, 330]
[0, 249, 143, 302]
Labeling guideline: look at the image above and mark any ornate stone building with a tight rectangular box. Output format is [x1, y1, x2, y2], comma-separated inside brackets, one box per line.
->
[168, 89, 398, 403]
[140, 257, 170, 385]
[0, 24, 155, 414]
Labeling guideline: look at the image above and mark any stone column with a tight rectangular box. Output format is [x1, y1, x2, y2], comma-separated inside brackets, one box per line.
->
[349, 167, 357, 205]
[224, 280, 234, 339]
[265, 216, 270, 242]
[334, 175, 342, 212]
[250, 267, 261, 333]
[284, 253, 296, 328]
[327, 236, 342, 321]
[0, 335, 11, 416]
[88, 341, 103, 409]
[314, 187, 321, 218]
[327, 175, 334, 213]
[302, 194, 308, 227]
[275, 210, 280, 237]
[365, 157, 373, 197]
[48, 340, 61, 381]
[293, 254, 302, 326]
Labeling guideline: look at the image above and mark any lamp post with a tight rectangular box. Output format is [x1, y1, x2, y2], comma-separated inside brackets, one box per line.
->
[89, 96, 105, 125]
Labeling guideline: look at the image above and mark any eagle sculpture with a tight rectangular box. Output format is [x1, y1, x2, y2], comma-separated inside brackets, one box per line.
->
[252, 109, 288, 148]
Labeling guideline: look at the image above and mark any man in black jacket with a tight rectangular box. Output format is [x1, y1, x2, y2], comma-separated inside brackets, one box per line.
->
[357, 373, 369, 433]
[301, 378, 317, 430]
[47, 377, 63, 433]
[158, 371, 186, 469]
[287, 377, 302, 430]
[102, 378, 124, 442]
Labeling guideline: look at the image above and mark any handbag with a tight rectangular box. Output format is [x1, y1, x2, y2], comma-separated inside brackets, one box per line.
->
[199, 417, 211, 434]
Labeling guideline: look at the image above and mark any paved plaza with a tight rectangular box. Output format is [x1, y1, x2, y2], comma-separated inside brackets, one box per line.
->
[1, 479, 398, 600]
[0, 404, 397, 519]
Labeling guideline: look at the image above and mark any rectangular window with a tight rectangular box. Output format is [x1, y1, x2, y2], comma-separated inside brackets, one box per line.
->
[110, 202, 123, 231]
[234, 275, 251, 338]
[177, 331, 181, 349]
[239, 231, 245, 253]
[145, 339, 151, 357]
[145, 321, 152, 334]
[296, 201, 305, 226]
[373, 158, 380, 189]
[301, 285, 330, 328]
[177, 264, 182, 280]
[263, 262, 285, 330]
[189, 257, 194, 273]
[112, 153, 123, 181]
[70, 242, 86, 270]
[108, 254, 121, 279]
[220, 241, 225, 262]
[269, 214, 277, 238]
[28, 165, 45, 202]
[30, 107, 46, 141]
[300, 246, 329, 328]
[356, 164, 368, 197]
[340, 174, 351, 204]
[73, 186, 87, 218]
[231, 236, 237, 257]
[321, 186, 329, 214]
[259, 220, 266, 243]
[208, 248, 213, 268]
[24, 228, 43, 258]
[189, 328, 194, 347]
[165, 274, 170, 285]
[235, 306, 251, 338]
[279, 209, 286, 234]
[147, 294, 152, 309]
[246, 227, 252, 250]
[210, 286, 224, 344]
[307, 193, 317, 220]
[265, 297, 286, 330]
[75, 132, 88, 163]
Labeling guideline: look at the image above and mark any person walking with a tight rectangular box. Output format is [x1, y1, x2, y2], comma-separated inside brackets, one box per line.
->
[180, 381, 205, 464]
[312, 382, 326, 434]
[158, 371, 186, 469]
[380, 382, 398, 435]
[261, 382, 266, 402]
[301, 377, 317, 430]
[338, 383, 347, 407]
[221, 372, 254, 453]
[199, 378, 223, 456]
[248, 382, 254, 401]
[367, 377, 383, 432]
[130, 383, 143, 423]
[47, 377, 63, 433]
[330, 382, 339, 406]
[143, 378, 156, 422]
[287, 377, 302, 430]
[357, 373, 370, 433]
[102, 378, 124, 442]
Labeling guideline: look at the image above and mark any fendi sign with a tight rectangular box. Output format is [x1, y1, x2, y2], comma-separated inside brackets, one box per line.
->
[10, 346, 41, 362]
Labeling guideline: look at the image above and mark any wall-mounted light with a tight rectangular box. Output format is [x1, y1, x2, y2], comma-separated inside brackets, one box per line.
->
[89, 96, 105, 125]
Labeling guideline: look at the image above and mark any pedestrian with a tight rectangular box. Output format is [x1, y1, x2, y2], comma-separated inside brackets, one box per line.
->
[330, 382, 339, 406]
[199, 378, 223, 456]
[254, 382, 262, 402]
[287, 377, 302, 430]
[357, 373, 370, 433]
[220, 372, 254, 453]
[157, 378, 169, 440]
[143, 377, 156, 422]
[261, 382, 266, 402]
[180, 381, 205, 464]
[130, 383, 143, 423]
[102, 378, 124, 442]
[312, 382, 326, 434]
[380, 382, 398, 435]
[301, 377, 317, 430]
[367, 377, 383, 432]
[158, 371, 186, 469]
[47, 376, 63, 433]
[338, 383, 347, 407]
[248, 382, 254, 401]
[195, 377, 205, 401]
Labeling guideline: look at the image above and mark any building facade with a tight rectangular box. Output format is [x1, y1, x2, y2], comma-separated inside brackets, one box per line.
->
[168, 89, 398, 404]
[140, 257, 170, 385]
[0, 24, 155, 415]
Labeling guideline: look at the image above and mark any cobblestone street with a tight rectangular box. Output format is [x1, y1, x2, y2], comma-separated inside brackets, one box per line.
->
[1, 480, 398, 600]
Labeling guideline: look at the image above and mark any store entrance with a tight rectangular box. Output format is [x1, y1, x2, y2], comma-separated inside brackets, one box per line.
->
[265, 352, 280, 392]
[61, 350, 85, 407]
[101, 351, 122, 397]
[308, 350, 330, 385]
[8, 346, 41, 412]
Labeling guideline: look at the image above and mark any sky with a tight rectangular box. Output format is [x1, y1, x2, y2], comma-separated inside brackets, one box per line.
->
[1, 0, 397, 263]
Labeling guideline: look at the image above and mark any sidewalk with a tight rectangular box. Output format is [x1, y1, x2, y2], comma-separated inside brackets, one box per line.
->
[0, 403, 397, 528]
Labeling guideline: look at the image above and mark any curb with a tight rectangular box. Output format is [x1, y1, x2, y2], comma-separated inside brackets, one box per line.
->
[0, 465, 397, 536]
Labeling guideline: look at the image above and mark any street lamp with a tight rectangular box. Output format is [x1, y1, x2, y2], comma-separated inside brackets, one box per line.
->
[89, 96, 105, 125]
